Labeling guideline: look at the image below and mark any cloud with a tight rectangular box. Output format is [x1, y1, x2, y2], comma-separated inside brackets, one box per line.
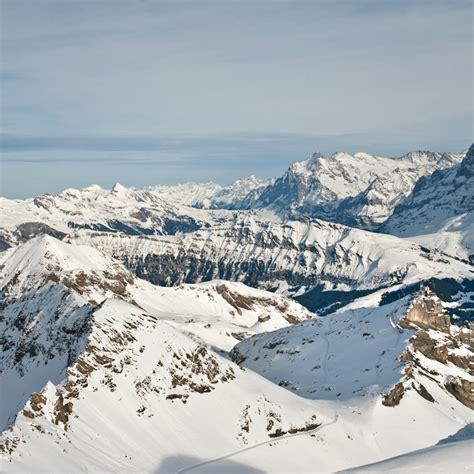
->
[2, 0, 471, 135]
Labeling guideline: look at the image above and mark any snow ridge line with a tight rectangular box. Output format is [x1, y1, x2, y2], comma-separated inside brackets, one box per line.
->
[177, 414, 339, 473]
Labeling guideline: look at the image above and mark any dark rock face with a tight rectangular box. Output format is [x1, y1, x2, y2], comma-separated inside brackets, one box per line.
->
[16, 222, 66, 242]
[0, 238, 11, 252]
[382, 382, 405, 407]
[0, 222, 67, 249]
[68, 217, 200, 236]
[129, 252, 322, 289]
[445, 378, 474, 410]
[294, 284, 376, 315]
[458, 143, 474, 179]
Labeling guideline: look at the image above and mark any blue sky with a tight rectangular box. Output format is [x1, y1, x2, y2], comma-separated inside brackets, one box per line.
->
[1, 0, 472, 198]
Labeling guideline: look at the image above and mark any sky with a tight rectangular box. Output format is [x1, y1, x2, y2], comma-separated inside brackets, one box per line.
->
[0, 0, 472, 198]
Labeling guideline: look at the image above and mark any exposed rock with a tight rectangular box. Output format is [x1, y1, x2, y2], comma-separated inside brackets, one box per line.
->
[268, 420, 320, 438]
[411, 330, 448, 364]
[30, 393, 47, 413]
[16, 222, 66, 242]
[459, 324, 473, 346]
[445, 378, 474, 410]
[412, 382, 434, 402]
[400, 286, 451, 332]
[53, 391, 73, 430]
[382, 382, 406, 407]
[216, 284, 255, 314]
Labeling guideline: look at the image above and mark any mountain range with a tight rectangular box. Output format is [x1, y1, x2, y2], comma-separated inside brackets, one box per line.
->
[0, 145, 472, 472]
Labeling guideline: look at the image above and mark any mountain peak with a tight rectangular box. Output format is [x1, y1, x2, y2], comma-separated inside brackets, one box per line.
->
[458, 143, 474, 178]
[310, 151, 325, 160]
[111, 182, 128, 194]
[83, 184, 106, 194]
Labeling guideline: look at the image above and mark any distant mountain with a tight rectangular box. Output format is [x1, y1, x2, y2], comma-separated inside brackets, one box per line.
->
[0, 148, 466, 252]
[0, 182, 224, 250]
[146, 175, 269, 209]
[0, 176, 272, 251]
[240, 150, 464, 228]
[382, 144, 474, 262]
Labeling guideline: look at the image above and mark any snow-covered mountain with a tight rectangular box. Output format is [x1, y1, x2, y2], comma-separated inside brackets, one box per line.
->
[145, 181, 222, 207]
[240, 150, 464, 229]
[1, 144, 472, 472]
[70, 213, 472, 311]
[0, 182, 227, 250]
[383, 144, 474, 263]
[0, 176, 272, 251]
[208, 175, 269, 209]
[1, 236, 472, 472]
[0, 236, 324, 468]
[146, 176, 269, 210]
[0, 148, 465, 252]
[0, 148, 467, 254]
[230, 287, 473, 469]
[0, 235, 311, 428]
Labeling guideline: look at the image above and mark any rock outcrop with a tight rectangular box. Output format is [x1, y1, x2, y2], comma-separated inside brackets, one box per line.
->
[401, 286, 451, 332]
[384, 286, 474, 409]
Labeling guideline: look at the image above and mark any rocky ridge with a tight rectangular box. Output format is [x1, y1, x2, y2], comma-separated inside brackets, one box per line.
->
[69, 213, 472, 305]
[382, 144, 474, 262]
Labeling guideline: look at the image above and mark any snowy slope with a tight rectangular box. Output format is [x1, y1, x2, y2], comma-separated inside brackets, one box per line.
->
[1, 296, 325, 472]
[345, 439, 473, 472]
[0, 237, 333, 472]
[229, 288, 473, 470]
[1, 240, 472, 472]
[172, 288, 473, 473]
[0, 236, 312, 430]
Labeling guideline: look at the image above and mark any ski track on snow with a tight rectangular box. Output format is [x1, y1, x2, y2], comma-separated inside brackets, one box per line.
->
[177, 415, 339, 473]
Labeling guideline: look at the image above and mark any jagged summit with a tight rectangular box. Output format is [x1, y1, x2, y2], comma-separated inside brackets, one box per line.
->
[459, 143, 474, 177]
[383, 143, 474, 261]
[0, 147, 467, 252]
[238, 149, 465, 226]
